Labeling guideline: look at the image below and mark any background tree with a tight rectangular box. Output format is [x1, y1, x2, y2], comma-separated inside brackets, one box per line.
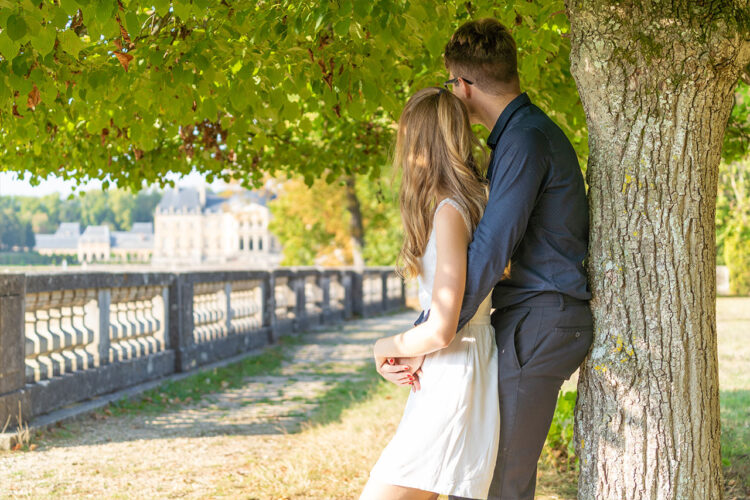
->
[268, 170, 401, 267]
[131, 188, 162, 224]
[718, 159, 750, 295]
[0, 188, 162, 237]
[108, 188, 136, 229]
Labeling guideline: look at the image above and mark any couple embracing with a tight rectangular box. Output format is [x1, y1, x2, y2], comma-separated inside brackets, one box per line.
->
[360, 18, 593, 500]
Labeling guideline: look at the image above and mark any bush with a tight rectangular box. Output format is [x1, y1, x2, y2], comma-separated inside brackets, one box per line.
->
[724, 230, 750, 296]
[542, 390, 578, 471]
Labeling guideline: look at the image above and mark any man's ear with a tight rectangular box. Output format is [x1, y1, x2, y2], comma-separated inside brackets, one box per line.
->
[461, 78, 473, 99]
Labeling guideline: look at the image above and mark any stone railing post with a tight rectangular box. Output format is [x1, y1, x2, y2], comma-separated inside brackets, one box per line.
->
[95, 289, 111, 366]
[351, 270, 364, 317]
[0, 274, 29, 428]
[262, 273, 275, 343]
[169, 273, 196, 372]
[381, 270, 389, 313]
[293, 273, 306, 331]
[160, 286, 170, 349]
[224, 282, 232, 335]
[342, 271, 354, 319]
[320, 272, 331, 323]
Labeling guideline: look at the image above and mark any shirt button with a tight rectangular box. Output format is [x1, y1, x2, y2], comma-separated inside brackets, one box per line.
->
[575, 331, 581, 338]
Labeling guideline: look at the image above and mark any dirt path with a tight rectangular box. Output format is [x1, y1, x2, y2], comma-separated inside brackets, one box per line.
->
[0, 312, 418, 499]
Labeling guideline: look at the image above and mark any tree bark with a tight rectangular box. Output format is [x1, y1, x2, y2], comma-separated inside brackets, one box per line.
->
[344, 175, 365, 269]
[566, 1, 750, 498]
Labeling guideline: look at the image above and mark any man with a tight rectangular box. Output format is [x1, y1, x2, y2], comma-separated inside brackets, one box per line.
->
[380, 18, 594, 500]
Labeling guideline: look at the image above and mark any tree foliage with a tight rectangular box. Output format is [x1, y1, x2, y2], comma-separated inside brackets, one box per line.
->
[0, 0, 587, 193]
[717, 159, 750, 294]
[268, 171, 401, 266]
[0, 188, 161, 247]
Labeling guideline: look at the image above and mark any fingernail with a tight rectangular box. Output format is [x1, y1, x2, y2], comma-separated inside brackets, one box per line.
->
[387, 358, 395, 365]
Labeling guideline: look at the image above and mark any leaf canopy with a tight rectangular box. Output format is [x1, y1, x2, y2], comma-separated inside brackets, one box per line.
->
[0, 0, 587, 192]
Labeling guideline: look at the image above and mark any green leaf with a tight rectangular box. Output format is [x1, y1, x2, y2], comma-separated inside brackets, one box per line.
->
[124, 11, 140, 36]
[30, 27, 57, 56]
[0, 31, 20, 59]
[6, 14, 28, 41]
[58, 29, 85, 58]
[60, 0, 79, 15]
[40, 81, 58, 103]
[8, 70, 32, 94]
[425, 30, 445, 57]
[95, 0, 114, 23]
[152, 0, 170, 16]
[361, 78, 378, 102]
[51, 6, 71, 29]
[193, 53, 209, 71]
[353, 1, 370, 18]
[334, 20, 349, 37]
[173, 2, 193, 20]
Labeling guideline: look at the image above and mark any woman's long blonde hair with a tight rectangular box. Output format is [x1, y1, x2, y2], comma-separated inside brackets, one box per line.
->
[394, 87, 489, 279]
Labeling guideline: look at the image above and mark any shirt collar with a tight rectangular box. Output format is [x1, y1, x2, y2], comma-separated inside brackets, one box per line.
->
[486, 92, 531, 150]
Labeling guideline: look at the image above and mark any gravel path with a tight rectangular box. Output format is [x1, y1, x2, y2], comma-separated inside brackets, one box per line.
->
[0, 311, 417, 499]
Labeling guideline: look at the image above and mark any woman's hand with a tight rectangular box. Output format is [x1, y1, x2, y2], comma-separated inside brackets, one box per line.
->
[396, 355, 425, 392]
[397, 355, 425, 378]
[375, 354, 414, 386]
[375, 353, 425, 391]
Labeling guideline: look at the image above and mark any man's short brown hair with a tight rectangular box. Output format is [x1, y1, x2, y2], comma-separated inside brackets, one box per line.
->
[444, 18, 519, 94]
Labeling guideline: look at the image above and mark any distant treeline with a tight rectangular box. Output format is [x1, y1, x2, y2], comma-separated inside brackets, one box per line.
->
[0, 251, 78, 266]
[0, 189, 162, 251]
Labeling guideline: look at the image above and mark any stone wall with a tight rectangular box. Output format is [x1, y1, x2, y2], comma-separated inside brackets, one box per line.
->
[0, 267, 405, 429]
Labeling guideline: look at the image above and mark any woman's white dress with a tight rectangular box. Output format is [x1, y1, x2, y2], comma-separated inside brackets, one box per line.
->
[369, 198, 500, 499]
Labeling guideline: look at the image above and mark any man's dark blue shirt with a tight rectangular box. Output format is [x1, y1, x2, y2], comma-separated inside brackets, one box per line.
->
[455, 92, 591, 331]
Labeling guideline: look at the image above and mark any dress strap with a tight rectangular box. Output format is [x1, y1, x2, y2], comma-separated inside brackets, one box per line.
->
[434, 197, 472, 237]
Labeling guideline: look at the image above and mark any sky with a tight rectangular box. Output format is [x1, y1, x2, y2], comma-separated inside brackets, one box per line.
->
[0, 168, 227, 198]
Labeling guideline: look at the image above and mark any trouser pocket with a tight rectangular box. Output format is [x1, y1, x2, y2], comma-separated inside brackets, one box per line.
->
[493, 307, 534, 372]
[529, 304, 593, 379]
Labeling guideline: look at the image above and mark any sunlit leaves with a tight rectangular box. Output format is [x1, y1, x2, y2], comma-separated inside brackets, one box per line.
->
[0, 0, 745, 195]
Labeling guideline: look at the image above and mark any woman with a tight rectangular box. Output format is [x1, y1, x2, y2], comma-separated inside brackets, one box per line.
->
[360, 87, 500, 500]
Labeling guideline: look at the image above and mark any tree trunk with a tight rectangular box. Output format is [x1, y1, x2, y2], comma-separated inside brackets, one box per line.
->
[566, 2, 750, 498]
[344, 175, 365, 268]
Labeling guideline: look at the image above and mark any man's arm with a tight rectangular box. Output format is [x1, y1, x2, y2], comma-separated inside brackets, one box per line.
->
[456, 127, 550, 331]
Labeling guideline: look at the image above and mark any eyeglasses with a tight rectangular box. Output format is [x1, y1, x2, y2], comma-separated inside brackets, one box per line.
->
[443, 76, 474, 89]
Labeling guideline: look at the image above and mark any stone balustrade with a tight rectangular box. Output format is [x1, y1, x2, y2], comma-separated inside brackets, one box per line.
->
[0, 267, 405, 429]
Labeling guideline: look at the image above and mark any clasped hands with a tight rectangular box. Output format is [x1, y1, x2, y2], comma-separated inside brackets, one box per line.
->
[374, 348, 425, 392]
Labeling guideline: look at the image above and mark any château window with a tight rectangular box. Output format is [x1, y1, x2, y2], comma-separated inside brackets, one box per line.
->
[258, 237, 263, 250]
[239, 238, 244, 250]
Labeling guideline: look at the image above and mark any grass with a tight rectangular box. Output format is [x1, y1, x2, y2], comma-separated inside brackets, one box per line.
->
[717, 297, 750, 497]
[105, 337, 299, 416]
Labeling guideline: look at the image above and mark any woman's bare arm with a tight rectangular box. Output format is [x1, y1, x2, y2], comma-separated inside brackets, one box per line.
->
[374, 202, 470, 360]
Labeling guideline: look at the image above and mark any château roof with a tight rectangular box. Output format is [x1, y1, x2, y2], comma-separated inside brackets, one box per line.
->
[79, 225, 110, 243]
[156, 186, 275, 215]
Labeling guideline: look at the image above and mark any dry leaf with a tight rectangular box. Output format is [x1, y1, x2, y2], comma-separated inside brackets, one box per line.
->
[29, 444, 37, 451]
[12, 442, 21, 451]
[115, 51, 134, 71]
[27, 85, 41, 110]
